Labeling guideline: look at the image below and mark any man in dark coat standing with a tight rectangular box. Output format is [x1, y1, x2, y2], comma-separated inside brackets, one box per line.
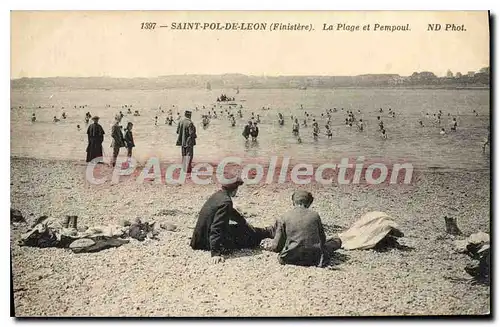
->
[265, 190, 342, 267]
[190, 178, 275, 264]
[176, 110, 197, 173]
[86, 116, 105, 163]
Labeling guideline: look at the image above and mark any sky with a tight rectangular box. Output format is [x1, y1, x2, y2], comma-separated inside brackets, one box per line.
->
[10, 11, 490, 78]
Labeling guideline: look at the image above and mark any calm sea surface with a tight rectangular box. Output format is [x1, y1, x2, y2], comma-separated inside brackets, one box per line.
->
[10, 88, 490, 171]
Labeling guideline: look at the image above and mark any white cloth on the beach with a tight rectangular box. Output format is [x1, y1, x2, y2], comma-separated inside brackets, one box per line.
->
[80, 225, 128, 238]
[453, 231, 490, 253]
[339, 211, 401, 250]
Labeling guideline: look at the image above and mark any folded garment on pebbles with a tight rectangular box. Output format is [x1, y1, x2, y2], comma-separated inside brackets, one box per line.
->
[129, 219, 159, 241]
[69, 238, 95, 249]
[70, 238, 129, 254]
[454, 232, 490, 281]
[20, 220, 65, 248]
[339, 211, 403, 250]
[81, 225, 128, 238]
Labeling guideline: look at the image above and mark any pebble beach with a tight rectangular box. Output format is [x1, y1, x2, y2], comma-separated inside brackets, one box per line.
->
[10, 157, 490, 316]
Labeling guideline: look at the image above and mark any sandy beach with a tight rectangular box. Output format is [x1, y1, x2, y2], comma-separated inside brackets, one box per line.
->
[10, 157, 490, 316]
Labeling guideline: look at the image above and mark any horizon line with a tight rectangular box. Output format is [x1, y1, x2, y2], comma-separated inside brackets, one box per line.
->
[10, 69, 488, 80]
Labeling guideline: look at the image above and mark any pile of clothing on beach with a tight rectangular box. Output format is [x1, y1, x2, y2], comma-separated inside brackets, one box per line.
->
[454, 231, 490, 282]
[18, 215, 163, 253]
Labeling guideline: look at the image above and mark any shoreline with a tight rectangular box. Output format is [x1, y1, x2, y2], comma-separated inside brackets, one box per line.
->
[10, 155, 491, 174]
[9, 156, 491, 194]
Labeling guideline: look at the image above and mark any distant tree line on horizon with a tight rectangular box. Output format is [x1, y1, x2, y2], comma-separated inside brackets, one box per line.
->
[404, 66, 490, 86]
[12, 67, 489, 90]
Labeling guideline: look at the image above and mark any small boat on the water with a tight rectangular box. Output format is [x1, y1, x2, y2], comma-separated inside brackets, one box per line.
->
[299, 86, 307, 90]
[212, 102, 238, 107]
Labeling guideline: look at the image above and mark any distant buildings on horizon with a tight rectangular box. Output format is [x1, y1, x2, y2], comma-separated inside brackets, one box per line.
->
[12, 67, 489, 89]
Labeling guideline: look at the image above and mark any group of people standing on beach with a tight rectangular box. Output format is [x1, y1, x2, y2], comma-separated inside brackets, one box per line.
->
[85, 114, 135, 166]
[84, 108, 197, 174]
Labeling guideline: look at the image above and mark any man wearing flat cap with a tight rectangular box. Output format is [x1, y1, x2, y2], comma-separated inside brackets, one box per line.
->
[190, 178, 274, 264]
[265, 190, 342, 267]
[176, 110, 197, 173]
[86, 116, 105, 163]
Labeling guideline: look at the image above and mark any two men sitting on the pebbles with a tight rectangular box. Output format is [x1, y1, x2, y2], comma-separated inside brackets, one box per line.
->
[190, 178, 342, 267]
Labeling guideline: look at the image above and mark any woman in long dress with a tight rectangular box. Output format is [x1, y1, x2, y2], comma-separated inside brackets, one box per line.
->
[86, 116, 105, 163]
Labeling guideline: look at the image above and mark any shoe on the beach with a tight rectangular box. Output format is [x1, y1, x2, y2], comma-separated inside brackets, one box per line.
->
[264, 225, 276, 239]
[62, 216, 70, 228]
[11, 209, 26, 224]
[68, 216, 78, 229]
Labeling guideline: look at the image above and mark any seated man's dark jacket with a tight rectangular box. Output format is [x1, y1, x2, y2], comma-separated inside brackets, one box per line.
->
[190, 190, 246, 256]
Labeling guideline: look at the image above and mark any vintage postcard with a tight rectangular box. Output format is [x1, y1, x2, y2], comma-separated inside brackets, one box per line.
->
[10, 11, 490, 317]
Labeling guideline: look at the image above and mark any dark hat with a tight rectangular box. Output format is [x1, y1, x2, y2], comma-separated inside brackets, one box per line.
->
[292, 190, 314, 204]
[221, 177, 244, 191]
[91, 116, 100, 121]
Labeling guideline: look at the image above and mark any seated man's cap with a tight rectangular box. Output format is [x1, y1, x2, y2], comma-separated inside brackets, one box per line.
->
[292, 190, 314, 204]
[221, 177, 244, 191]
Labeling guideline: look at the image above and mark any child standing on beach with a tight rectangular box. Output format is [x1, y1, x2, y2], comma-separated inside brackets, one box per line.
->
[124, 122, 135, 159]
[250, 122, 259, 141]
